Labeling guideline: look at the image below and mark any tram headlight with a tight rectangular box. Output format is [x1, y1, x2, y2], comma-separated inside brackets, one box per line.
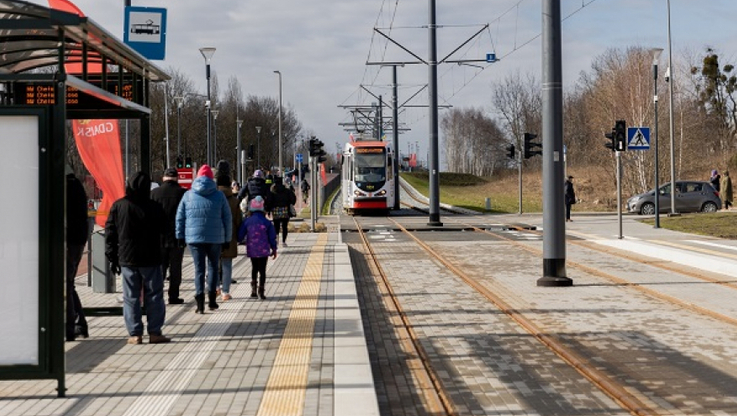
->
[354, 190, 367, 197]
[374, 189, 387, 196]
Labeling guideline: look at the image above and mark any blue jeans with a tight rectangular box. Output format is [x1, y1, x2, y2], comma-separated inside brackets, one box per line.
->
[189, 243, 221, 295]
[221, 257, 233, 294]
[121, 266, 166, 336]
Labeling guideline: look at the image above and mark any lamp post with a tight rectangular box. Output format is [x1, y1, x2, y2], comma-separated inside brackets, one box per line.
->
[174, 96, 184, 159]
[274, 70, 283, 177]
[211, 109, 220, 163]
[256, 126, 262, 169]
[236, 119, 243, 185]
[199, 47, 216, 165]
[666, 0, 677, 215]
[650, 47, 664, 228]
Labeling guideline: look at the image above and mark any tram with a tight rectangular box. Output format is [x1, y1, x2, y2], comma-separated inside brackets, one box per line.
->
[341, 137, 395, 214]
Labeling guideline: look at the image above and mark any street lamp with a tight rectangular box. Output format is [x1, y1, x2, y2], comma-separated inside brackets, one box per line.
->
[174, 96, 184, 158]
[666, 0, 677, 216]
[256, 126, 262, 169]
[650, 47, 664, 229]
[211, 109, 220, 163]
[274, 70, 283, 177]
[237, 119, 244, 185]
[199, 46, 216, 165]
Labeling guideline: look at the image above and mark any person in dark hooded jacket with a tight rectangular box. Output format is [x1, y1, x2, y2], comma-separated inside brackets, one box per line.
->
[105, 171, 171, 345]
[151, 168, 187, 305]
[237, 169, 270, 204]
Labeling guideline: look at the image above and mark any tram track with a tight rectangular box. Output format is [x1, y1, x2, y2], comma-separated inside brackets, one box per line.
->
[352, 217, 456, 416]
[379, 217, 661, 416]
[486, 223, 737, 328]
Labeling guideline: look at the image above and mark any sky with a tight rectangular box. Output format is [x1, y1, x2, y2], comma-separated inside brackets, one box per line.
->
[26, 0, 737, 167]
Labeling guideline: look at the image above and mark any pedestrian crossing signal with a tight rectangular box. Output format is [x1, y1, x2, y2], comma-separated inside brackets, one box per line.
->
[523, 133, 541, 159]
[506, 144, 515, 159]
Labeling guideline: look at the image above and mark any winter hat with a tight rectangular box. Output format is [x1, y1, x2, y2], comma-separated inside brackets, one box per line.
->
[164, 167, 178, 179]
[254, 169, 264, 178]
[249, 195, 265, 212]
[215, 159, 231, 177]
[216, 174, 231, 187]
[198, 164, 214, 179]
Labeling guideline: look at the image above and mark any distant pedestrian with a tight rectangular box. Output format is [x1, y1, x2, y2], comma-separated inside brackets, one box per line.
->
[66, 165, 89, 340]
[722, 170, 733, 210]
[300, 178, 310, 205]
[238, 196, 278, 300]
[176, 165, 232, 313]
[217, 173, 242, 301]
[105, 171, 171, 345]
[238, 169, 270, 205]
[151, 168, 187, 305]
[267, 176, 297, 247]
[564, 175, 576, 222]
[710, 169, 721, 193]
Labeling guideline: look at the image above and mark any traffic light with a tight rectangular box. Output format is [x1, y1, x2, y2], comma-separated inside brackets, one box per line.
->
[604, 120, 627, 152]
[506, 144, 515, 159]
[248, 144, 254, 160]
[614, 119, 627, 151]
[309, 136, 327, 163]
[184, 157, 192, 168]
[523, 133, 541, 159]
[604, 128, 615, 151]
[176, 156, 183, 169]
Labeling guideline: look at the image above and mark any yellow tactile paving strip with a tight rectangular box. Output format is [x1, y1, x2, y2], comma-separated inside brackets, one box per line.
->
[257, 234, 327, 416]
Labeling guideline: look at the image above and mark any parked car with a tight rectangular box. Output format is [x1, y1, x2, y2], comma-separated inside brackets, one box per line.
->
[627, 181, 721, 215]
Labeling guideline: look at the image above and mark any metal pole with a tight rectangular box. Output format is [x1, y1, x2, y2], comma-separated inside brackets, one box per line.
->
[236, 119, 243, 184]
[518, 143, 522, 215]
[212, 110, 219, 162]
[206, 64, 211, 165]
[275, 71, 283, 176]
[617, 150, 623, 239]
[177, 102, 182, 157]
[392, 65, 400, 210]
[538, 0, 571, 286]
[427, 0, 442, 226]
[652, 52, 662, 229]
[667, 0, 677, 215]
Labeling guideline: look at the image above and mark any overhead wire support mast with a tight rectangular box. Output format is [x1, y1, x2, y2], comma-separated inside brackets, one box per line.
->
[363, 19, 494, 225]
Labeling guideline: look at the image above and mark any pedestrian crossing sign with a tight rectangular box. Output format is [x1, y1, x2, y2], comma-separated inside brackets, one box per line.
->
[627, 127, 650, 150]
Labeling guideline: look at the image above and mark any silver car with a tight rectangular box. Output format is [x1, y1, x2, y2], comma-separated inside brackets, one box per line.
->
[627, 181, 721, 215]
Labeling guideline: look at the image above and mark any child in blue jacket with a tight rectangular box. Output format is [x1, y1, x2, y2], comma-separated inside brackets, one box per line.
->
[238, 196, 278, 299]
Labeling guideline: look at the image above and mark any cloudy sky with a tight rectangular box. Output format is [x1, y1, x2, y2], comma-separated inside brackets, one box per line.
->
[29, 0, 737, 166]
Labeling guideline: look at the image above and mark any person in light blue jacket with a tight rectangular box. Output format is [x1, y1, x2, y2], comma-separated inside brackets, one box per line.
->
[175, 165, 232, 313]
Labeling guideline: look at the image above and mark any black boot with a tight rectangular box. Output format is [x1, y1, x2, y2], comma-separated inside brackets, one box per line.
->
[195, 294, 205, 314]
[258, 286, 266, 300]
[208, 291, 219, 310]
[251, 282, 258, 298]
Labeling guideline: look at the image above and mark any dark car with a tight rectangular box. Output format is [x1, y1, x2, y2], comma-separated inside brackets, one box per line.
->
[627, 181, 721, 215]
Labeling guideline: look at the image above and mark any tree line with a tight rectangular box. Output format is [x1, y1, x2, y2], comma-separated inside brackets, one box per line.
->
[441, 46, 737, 199]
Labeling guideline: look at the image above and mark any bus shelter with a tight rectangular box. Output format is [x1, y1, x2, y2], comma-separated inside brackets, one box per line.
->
[0, 0, 169, 397]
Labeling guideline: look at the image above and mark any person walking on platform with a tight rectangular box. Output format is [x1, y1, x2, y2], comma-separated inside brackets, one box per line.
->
[300, 178, 310, 205]
[564, 175, 576, 222]
[66, 165, 89, 341]
[238, 196, 278, 300]
[105, 171, 171, 345]
[151, 168, 187, 305]
[216, 172, 242, 301]
[267, 176, 297, 247]
[722, 170, 733, 210]
[237, 169, 270, 205]
[176, 165, 232, 313]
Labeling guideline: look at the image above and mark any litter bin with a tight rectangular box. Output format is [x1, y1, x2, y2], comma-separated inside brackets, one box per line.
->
[91, 230, 115, 293]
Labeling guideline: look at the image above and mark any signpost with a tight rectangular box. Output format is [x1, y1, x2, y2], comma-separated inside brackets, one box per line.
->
[627, 127, 651, 150]
[177, 168, 194, 190]
[124, 7, 167, 60]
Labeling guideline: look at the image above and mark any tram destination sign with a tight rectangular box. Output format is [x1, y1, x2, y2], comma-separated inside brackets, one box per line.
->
[14, 80, 142, 107]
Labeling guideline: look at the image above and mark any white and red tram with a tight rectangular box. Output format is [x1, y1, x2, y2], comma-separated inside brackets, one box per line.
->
[341, 138, 395, 214]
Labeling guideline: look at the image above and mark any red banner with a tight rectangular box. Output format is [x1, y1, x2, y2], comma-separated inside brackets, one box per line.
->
[49, 0, 124, 227]
[73, 120, 125, 226]
[320, 162, 327, 185]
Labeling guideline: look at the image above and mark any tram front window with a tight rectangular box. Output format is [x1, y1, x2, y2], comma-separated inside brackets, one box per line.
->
[354, 153, 386, 190]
